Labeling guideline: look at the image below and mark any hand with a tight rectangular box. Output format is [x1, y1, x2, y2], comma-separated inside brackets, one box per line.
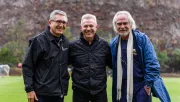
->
[27, 91, 38, 102]
[144, 85, 151, 96]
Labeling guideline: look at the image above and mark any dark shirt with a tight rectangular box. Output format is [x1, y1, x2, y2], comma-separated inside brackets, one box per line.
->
[120, 39, 144, 94]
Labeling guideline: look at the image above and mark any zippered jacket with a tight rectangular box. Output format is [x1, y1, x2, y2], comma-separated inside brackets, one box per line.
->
[110, 30, 171, 102]
[22, 27, 69, 96]
[69, 33, 111, 95]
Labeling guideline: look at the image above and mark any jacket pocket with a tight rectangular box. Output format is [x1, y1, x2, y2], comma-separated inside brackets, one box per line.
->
[41, 51, 59, 82]
[41, 68, 50, 82]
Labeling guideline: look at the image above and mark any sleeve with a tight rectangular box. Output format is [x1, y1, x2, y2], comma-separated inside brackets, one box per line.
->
[22, 38, 44, 92]
[142, 35, 160, 87]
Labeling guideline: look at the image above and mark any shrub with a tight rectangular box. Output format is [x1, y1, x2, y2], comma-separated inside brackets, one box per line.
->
[168, 49, 180, 72]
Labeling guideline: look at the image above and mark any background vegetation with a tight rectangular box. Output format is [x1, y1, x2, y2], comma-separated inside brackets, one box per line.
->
[0, 21, 180, 73]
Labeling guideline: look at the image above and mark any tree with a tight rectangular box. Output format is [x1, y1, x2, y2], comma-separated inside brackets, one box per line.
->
[64, 27, 73, 41]
[168, 49, 180, 72]
[156, 50, 169, 72]
[0, 47, 17, 66]
[96, 29, 112, 42]
[0, 19, 28, 66]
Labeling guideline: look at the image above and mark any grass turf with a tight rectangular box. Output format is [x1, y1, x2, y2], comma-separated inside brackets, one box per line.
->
[0, 76, 179, 102]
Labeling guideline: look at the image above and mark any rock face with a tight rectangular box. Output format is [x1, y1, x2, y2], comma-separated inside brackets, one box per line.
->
[0, 0, 180, 49]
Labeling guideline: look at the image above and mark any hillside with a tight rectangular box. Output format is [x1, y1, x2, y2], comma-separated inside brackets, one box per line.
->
[0, 0, 180, 50]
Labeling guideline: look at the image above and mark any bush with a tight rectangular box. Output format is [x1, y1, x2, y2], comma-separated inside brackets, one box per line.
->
[168, 49, 180, 72]
[0, 47, 18, 66]
[96, 29, 112, 42]
[0, 19, 28, 67]
[156, 50, 169, 72]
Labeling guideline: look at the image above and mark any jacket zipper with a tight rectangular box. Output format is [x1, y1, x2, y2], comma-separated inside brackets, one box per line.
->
[58, 38, 64, 97]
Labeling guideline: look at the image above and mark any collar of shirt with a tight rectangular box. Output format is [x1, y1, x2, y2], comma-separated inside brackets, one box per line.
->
[45, 26, 65, 43]
[79, 32, 99, 45]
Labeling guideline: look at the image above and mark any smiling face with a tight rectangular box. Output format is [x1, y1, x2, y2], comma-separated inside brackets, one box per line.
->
[115, 14, 131, 37]
[49, 14, 67, 37]
[81, 18, 98, 41]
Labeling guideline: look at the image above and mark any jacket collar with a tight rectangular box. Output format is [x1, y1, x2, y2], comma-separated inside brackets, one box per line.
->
[45, 26, 65, 42]
[80, 32, 99, 45]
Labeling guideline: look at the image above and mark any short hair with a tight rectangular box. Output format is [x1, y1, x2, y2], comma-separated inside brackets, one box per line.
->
[112, 11, 136, 32]
[81, 14, 97, 25]
[49, 10, 68, 22]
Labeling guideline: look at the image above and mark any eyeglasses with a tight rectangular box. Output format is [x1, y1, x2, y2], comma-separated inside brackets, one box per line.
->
[51, 20, 67, 25]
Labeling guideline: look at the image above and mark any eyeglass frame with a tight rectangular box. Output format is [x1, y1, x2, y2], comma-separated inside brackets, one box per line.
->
[51, 20, 67, 25]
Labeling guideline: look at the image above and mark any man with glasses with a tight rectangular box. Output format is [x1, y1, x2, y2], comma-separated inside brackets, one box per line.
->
[110, 11, 170, 102]
[22, 10, 69, 102]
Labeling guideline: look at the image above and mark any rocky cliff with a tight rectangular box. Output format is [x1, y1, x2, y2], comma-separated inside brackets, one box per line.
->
[0, 0, 180, 50]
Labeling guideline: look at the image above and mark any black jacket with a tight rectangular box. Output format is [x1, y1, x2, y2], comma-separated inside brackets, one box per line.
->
[69, 33, 111, 95]
[22, 27, 69, 96]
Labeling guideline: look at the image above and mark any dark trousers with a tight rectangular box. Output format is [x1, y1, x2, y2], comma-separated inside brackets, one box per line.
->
[35, 95, 64, 102]
[117, 86, 151, 102]
[73, 87, 108, 102]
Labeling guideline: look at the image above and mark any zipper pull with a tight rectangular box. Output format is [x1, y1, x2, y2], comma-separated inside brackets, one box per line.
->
[58, 38, 62, 47]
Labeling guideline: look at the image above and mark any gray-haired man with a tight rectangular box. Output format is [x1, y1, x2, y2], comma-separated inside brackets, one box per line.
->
[22, 10, 70, 102]
[69, 14, 112, 102]
[110, 11, 170, 102]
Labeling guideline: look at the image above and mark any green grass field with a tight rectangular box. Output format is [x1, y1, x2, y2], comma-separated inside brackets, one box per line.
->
[0, 76, 179, 102]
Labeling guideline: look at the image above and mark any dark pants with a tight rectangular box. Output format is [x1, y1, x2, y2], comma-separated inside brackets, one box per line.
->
[117, 86, 151, 102]
[73, 87, 108, 102]
[35, 95, 64, 102]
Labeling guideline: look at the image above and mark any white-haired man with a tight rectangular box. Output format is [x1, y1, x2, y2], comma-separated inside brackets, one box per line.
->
[69, 14, 111, 102]
[22, 10, 69, 102]
[110, 11, 170, 102]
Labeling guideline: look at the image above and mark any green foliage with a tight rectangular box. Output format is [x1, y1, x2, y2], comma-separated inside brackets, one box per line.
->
[96, 29, 112, 42]
[168, 49, 180, 72]
[64, 27, 73, 41]
[0, 41, 28, 66]
[157, 50, 169, 65]
[0, 47, 18, 66]
[155, 46, 180, 72]
[154, 44, 169, 72]
[0, 19, 72, 67]
[0, 20, 73, 67]
[171, 49, 180, 61]
[156, 49, 169, 72]
[0, 19, 28, 67]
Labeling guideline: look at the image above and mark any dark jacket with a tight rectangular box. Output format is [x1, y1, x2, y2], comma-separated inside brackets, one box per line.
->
[69, 33, 111, 95]
[22, 27, 69, 96]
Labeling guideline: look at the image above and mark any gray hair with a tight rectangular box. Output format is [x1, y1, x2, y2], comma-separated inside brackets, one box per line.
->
[81, 14, 97, 25]
[112, 11, 136, 32]
[49, 10, 68, 22]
